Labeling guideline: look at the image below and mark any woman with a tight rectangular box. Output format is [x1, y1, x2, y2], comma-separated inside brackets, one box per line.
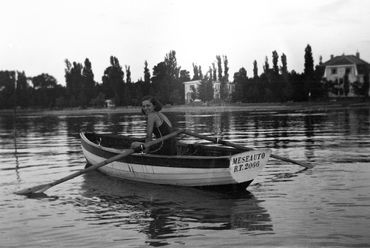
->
[131, 96, 177, 155]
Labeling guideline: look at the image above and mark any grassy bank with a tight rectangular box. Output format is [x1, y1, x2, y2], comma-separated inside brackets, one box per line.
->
[1, 99, 369, 116]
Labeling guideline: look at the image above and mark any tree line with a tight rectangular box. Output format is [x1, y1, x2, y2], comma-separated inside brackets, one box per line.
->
[0, 44, 367, 110]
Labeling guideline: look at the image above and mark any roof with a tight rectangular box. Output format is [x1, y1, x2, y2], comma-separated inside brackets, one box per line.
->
[183, 80, 201, 85]
[322, 54, 369, 66]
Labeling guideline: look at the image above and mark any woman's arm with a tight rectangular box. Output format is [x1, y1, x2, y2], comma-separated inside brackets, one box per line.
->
[145, 113, 156, 142]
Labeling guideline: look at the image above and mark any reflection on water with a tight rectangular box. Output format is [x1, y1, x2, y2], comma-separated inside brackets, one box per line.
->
[77, 171, 272, 245]
[1, 107, 370, 247]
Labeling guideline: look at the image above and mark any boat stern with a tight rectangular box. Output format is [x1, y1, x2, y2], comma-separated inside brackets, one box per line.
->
[229, 149, 271, 184]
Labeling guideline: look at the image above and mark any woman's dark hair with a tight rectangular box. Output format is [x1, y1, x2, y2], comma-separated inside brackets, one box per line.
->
[141, 95, 162, 114]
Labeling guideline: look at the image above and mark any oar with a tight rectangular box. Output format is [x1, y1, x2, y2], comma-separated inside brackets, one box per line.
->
[15, 129, 183, 195]
[183, 130, 313, 169]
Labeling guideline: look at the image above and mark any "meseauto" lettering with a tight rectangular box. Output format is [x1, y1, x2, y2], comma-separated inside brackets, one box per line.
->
[232, 152, 265, 165]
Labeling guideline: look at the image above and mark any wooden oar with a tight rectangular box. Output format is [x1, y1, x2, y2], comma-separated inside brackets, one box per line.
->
[15, 129, 183, 195]
[183, 130, 313, 169]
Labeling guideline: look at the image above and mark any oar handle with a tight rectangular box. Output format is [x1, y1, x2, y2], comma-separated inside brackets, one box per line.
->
[183, 130, 313, 169]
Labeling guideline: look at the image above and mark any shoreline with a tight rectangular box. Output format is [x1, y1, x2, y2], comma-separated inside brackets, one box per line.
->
[1, 99, 369, 116]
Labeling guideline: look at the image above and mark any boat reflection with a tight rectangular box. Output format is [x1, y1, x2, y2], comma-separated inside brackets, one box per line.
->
[78, 171, 273, 240]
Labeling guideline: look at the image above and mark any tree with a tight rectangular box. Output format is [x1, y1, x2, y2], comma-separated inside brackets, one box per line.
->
[81, 58, 96, 107]
[198, 77, 213, 102]
[212, 63, 217, 81]
[304, 45, 314, 77]
[165, 50, 182, 104]
[0, 71, 30, 108]
[190, 85, 198, 101]
[65, 59, 84, 106]
[233, 67, 248, 102]
[280, 53, 288, 74]
[272, 50, 279, 75]
[142, 60, 151, 96]
[192, 63, 200, 80]
[125, 65, 131, 84]
[180, 69, 191, 82]
[32, 73, 58, 107]
[102, 56, 125, 105]
[32, 73, 57, 89]
[208, 66, 213, 81]
[253, 60, 258, 78]
[215, 55, 227, 101]
[304, 44, 314, 77]
[216, 55, 222, 81]
[198, 65, 203, 79]
[223, 55, 229, 82]
[0, 71, 17, 108]
[152, 50, 182, 104]
[144, 61, 151, 84]
[304, 44, 322, 100]
[263, 56, 270, 74]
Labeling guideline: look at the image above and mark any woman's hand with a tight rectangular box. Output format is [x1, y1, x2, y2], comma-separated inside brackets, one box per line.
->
[131, 141, 144, 150]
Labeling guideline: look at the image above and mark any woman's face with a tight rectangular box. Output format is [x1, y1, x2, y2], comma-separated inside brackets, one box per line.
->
[142, 100, 154, 115]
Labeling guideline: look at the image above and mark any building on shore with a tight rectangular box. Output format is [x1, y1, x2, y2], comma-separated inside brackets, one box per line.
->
[183, 80, 201, 104]
[321, 52, 370, 97]
[183, 80, 235, 104]
[104, 99, 115, 108]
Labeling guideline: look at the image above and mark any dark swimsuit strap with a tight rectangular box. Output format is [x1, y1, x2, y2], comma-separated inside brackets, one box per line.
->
[156, 113, 171, 128]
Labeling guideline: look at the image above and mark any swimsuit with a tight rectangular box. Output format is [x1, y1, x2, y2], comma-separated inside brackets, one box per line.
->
[151, 114, 177, 155]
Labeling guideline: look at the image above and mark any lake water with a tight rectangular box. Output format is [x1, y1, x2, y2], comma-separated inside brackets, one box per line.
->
[1, 107, 370, 247]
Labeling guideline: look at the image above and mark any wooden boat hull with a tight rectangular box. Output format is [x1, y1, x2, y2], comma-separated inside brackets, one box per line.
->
[80, 132, 271, 190]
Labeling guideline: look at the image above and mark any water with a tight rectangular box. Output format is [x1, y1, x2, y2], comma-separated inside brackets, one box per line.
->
[1, 107, 370, 247]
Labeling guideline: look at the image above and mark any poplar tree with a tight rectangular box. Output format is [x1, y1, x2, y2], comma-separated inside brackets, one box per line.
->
[304, 44, 314, 78]
[125, 65, 131, 84]
[272, 50, 279, 75]
[81, 58, 96, 106]
[143, 60, 151, 96]
[192, 63, 199, 80]
[144, 60, 151, 84]
[212, 63, 217, 81]
[208, 66, 213, 81]
[253, 60, 258, 78]
[303, 44, 316, 100]
[280, 53, 288, 74]
[198, 66, 203, 79]
[223, 55, 229, 82]
[263, 56, 270, 73]
[216, 55, 223, 81]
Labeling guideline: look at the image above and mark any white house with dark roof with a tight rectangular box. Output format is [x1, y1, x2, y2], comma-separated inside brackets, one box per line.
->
[322, 52, 370, 97]
[183, 80, 235, 103]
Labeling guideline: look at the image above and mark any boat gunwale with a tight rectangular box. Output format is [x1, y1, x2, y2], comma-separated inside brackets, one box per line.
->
[80, 132, 238, 160]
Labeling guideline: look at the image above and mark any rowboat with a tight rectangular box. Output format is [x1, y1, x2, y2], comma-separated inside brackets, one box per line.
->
[80, 132, 271, 191]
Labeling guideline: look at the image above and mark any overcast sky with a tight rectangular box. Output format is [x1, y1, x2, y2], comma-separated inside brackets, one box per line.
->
[1, 0, 370, 85]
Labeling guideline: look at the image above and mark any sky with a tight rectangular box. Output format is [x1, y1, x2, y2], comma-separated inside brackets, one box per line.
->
[1, 0, 370, 85]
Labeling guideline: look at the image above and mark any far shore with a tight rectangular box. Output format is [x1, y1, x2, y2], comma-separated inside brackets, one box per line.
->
[1, 99, 369, 116]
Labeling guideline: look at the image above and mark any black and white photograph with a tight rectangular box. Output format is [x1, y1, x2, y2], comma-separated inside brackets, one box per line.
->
[1, 0, 370, 247]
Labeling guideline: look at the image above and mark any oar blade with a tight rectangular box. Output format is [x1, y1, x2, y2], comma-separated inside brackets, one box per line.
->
[295, 161, 314, 169]
[270, 154, 314, 169]
[14, 183, 52, 196]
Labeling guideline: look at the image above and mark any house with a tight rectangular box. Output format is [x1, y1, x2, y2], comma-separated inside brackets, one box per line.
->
[104, 99, 115, 108]
[183, 79, 235, 103]
[321, 52, 370, 97]
[183, 80, 201, 104]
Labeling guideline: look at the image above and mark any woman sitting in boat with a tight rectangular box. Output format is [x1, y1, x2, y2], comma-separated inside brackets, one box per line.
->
[131, 96, 177, 155]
